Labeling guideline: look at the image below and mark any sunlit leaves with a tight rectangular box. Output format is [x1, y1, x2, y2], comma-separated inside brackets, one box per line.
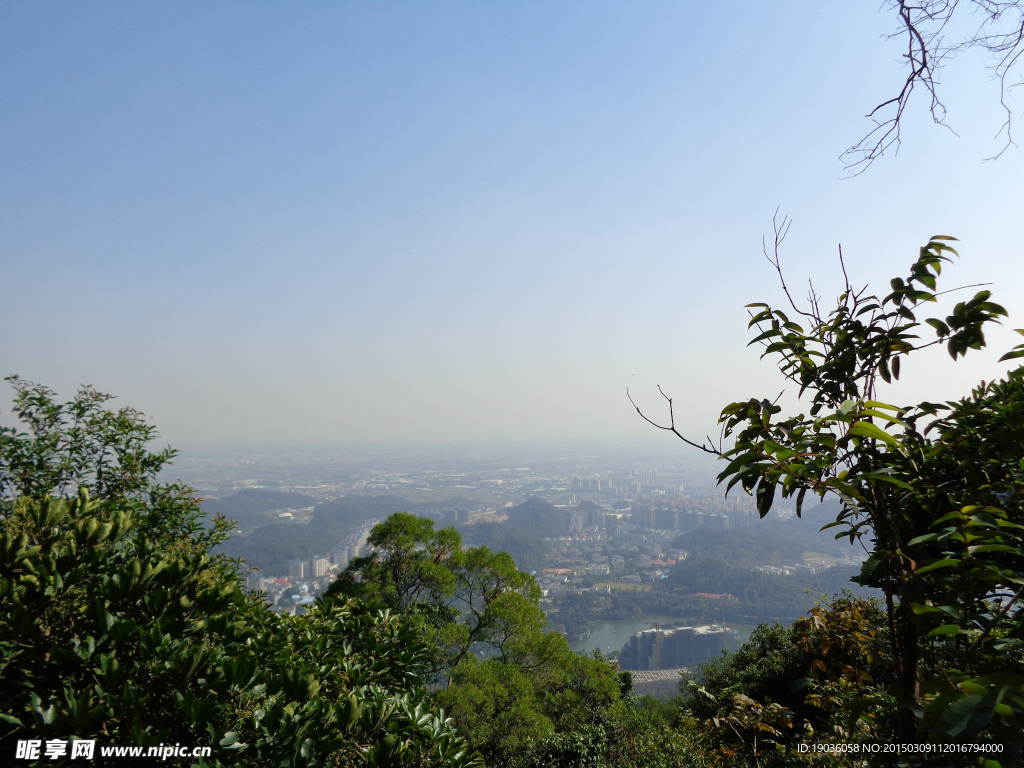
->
[848, 420, 901, 449]
[711, 238, 1024, 753]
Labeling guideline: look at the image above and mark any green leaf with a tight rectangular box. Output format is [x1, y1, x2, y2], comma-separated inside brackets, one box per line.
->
[862, 400, 902, 411]
[998, 348, 1024, 362]
[848, 421, 900, 448]
[859, 471, 915, 491]
[915, 558, 960, 574]
[932, 692, 1001, 737]
[748, 328, 781, 345]
[927, 625, 963, 637]
[219, 732, 240, 747]
[755, 479, 776, 518]
[879, 358, 891, 383]
[967, 544, 1018, 555]
[859, 409, 909, 427]
[718, 451, 765, 481]
[972, 673, 1024, 687]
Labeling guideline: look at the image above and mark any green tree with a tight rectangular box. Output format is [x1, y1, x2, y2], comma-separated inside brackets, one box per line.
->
[0, 381, 481, 767]
[328, 512, 554, 677]
[683, 596, 893, 766]
[0, 376, 176, 508]
[438, 649, 719, 768]
[637, 237, 1024, 757]
[330, 513, 678, 767]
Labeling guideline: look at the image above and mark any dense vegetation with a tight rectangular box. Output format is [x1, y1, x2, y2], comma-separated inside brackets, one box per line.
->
[0, 380, 480, 767]
[325, 512, 704, 767]
[0, 380, 717, 767]
[678, 595, 898, 765]
[201, 489, 318, 534]
[670, 500, 853, 564]
[552, 564, 871, 639]
[549, 506, 876, 635]
[637, 239, 1024, 764]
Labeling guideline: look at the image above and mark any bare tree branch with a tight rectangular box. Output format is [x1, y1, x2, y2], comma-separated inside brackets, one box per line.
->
[844, 1, 1024, 173]
[626, 386, 721, 455]
[838, 244, 852, 297]
[762, 210, 820, 323]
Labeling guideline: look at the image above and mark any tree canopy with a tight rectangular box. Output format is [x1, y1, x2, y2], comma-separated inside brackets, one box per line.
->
[327, 511, 710, 767]
[637, 239, 1024, 760]
[0, 379, 481, 767]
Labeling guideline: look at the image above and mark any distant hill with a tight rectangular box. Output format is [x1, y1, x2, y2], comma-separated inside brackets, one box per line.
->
[670, 500, 859, 568]
[216, 493, 472, 575]
[460, 497, 569, 572]
[659, 499, 877, 620]
[313, 494, 472, 528]
[215, 492, 569, 576]
[201, 489, 318, 534]
[504, 497, 572, 537]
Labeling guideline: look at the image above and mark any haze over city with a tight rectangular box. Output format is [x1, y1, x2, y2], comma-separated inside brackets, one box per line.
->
[3, 2, 1023, 453]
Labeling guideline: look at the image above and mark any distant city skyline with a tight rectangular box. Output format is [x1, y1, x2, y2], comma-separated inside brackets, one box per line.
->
[4, 2, 1023, 452]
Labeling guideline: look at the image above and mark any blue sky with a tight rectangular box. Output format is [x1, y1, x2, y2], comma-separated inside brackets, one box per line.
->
[2, 2, 1022, 451]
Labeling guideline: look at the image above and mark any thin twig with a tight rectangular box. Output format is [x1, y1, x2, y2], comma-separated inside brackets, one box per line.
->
[762, 211, 817, 322]
[626, 387, 721, 455]
[845, 1, 1024, 173]
[966, 582, 1024, 657]
[839, 244, 852, 298]
[931, 282, 994, 298]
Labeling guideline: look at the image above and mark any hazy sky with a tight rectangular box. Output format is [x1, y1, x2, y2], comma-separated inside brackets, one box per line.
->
[3, 2, 1023, 452]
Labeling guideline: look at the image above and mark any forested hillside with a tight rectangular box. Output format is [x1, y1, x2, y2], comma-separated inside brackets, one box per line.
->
[214, 493, 472, 574]
[671, 500, 853, 566]
[459, 497, 570, 572]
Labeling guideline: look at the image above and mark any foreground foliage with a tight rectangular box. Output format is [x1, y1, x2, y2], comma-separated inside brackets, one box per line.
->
[682, 596, 893, 766]
[330, 511, 725, 767]
[0, 379, 713, 768]
[642, 237, 1024, 764]
[0, 379, 480, 767]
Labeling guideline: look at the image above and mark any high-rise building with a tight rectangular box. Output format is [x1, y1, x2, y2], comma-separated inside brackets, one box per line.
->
[288, 558, 307, 581]
[630, 501, 655, 527]
[619, 625, 734, 670]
